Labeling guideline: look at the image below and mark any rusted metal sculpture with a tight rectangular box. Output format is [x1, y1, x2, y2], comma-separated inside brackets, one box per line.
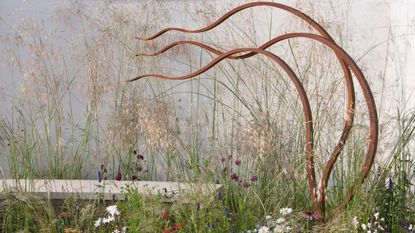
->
[130, 2, 378, 219]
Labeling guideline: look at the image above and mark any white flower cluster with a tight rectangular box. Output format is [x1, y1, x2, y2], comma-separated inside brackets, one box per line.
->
[94, 205, 126, 233]
[244, 208, 293, 233]
[352, 212, 386, 233]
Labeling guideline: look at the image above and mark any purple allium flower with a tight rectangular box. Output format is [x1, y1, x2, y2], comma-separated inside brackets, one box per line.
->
[243, 180, 250, 188]
[218, 192, 223, 200]
[230, 172, 238, 181]
[96, 170, 102, 182]
[196, 202, 201, 211]
[131, 175, 139, 181]
[251, 175, 257, 182]
[206, 222, 211, 230]
[220, 157, 225, 163]
[235, 160, 241, 166]
[224, 208, 229, 218]
[115, 171, 122, 181]
[386, 177, 394, 190]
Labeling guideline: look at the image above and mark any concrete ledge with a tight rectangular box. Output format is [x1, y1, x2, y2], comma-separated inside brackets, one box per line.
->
[0, 179, 223, 202]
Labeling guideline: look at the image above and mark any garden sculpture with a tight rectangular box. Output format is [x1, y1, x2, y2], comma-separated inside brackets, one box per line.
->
[128, 2, 379, 220]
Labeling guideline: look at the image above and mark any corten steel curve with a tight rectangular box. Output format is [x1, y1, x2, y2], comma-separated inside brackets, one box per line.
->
[130, 2, 378, 219]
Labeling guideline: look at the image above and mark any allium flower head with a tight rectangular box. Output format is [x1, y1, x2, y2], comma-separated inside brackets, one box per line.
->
[235, 159, 241, 166]
[230, 172, 238, 181]
[96, 170, 102, 182]
[115, 171, 122, 181]
[218, 192, 223, 200]
[385, 177, 394, 190]
[251, 175, 258, 182]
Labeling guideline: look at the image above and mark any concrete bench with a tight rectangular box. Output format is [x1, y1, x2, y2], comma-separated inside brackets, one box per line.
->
[0, 179, 223, 202]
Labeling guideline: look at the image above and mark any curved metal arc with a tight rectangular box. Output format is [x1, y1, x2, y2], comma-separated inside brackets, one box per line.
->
[136, 41, 224, 57]
[133, 1, 379, 217]
[135, 1, 335, 41]
[136, 34, 357, 215]
[131, 34, 378, 216]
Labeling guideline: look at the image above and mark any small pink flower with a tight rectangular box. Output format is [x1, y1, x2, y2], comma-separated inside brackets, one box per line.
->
[251, 175, 257, 182]
[243, 180, 250, 188]
[235, 160, 241, 166]
[220, 157, 225, 163]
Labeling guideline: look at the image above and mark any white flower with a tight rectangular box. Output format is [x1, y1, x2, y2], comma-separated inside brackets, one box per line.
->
[362, 223, 367, 230]
[106, 205, 120, 216]
[94, 218, 102, 227]
[112, 230, 120, 233]
[285, 226, 292, 232]
[409, 224, 413, 230]
[267, 219, 276, 228]
[258, 226, 270, 233]
[367, 230, 371, 233]
[374, 212, 379, 220]
[352, 216, 359, 227]
[102, 216, 115, 224]
[276, 217, 285, 224]
[273, 225, 283, 233]
[380, 218, 384, 222]
[367, 222, 372, 228]
[122, 226, 127, 233]
[266, 215, 273, 220]
[279, 208, 293, 216]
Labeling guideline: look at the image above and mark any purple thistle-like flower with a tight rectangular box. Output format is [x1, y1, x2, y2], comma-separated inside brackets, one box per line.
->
[220, 157, 226, 163]
[386, 177, 394, 190]
[235, 160, 241, 166]
[251, 175, 257, 182]
[96, 170, 102, 182]
[230, 172, 238, 181]
[218, 192, 223, 201]
[243, 180, 250, 188]
[115, 171, 122, 181]
[224, 208, 230, 218]
[206, 222, 211, 231]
